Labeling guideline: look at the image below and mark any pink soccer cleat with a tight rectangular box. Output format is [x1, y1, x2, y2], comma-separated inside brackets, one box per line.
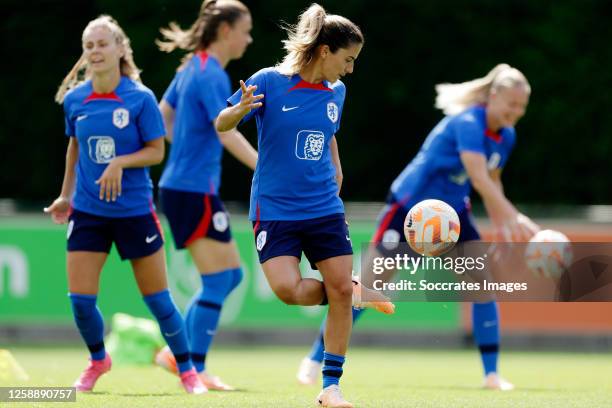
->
[316, 384, 354, 408]
[180, 368, 208, 394]
[352, 277, 395, 315]
[154, 345, 178, 374]
[73, 353, 112, 392]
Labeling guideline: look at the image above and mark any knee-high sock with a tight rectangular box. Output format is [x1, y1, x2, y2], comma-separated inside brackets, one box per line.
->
[144, 289, 192, 373]
[186, 267, 243, 372]
[69, 293, 106, 361]
[472, 301, 500, 375]
[322, 352, 345, 388]
[309, 307, 364, 363]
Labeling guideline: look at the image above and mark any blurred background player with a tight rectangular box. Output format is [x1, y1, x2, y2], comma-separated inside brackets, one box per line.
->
[44, 15, 205, 394]
[152, 0, 257, 391]
[297, 63, 540, 391]
[216, 4, 392, 407]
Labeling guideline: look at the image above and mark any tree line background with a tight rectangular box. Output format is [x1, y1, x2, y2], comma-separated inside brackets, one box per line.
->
[3, 0, 611, 207]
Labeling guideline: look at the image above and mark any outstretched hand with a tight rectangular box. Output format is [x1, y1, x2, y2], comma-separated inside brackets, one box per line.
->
[238, 80, 264, 114]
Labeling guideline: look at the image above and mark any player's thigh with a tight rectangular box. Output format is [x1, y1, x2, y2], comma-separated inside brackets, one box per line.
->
[66, 251, 108, 294]
[188, 238, 241, 274]
[261, 256, 302, 295]
[130, 247, 169, 296]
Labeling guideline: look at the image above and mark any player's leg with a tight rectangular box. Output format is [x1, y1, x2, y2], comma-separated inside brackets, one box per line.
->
[65, 210, 113, 392]
[459, 210, 514, 390]
[183, 237, 241, 390]
[157, 190, 241, 389]
[315, 255, 354, 408]
[119, 212, 205, 394]
[130, 247, 206, 394]
[301, 214, 356, 407]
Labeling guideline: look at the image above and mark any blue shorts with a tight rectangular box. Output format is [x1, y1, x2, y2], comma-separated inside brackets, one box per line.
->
[160, 188, 232, 249]
[67, 209, 164, 260]
[252, 213, 353, 270]
[372, 199, 480, 250]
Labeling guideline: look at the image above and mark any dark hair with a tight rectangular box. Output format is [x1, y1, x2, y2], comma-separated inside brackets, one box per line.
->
[157, 0, 249, 53]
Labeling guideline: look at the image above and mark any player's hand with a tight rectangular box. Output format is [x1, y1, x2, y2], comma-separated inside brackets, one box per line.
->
[44, 197, 70, 224]
[497, 213, 540, 242]
[96, 160, 123, 202]
[237, 80, 264, 114]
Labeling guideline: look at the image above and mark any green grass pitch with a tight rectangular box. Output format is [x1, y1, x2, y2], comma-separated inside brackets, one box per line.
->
[3, 346, 612, 407]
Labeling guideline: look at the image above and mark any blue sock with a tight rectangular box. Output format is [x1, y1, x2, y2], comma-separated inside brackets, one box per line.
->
[143, 289, 192, 373]
[69, 293, 106, 361]
[322, 352, 345, 388]
[187, 267, 242, 372]
[183, 290, 199, 344]
[310, 307, 364, 363]
[472, 301, 500, 375]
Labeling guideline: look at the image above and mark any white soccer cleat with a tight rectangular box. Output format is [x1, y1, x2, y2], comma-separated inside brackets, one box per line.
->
[316, 384, 353, 408]
[484, 372, 515, 391]
[351, 277, 395, 314]
[297, 357, 322, 385]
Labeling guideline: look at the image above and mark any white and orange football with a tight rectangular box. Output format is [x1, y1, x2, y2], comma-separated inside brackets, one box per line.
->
[404, 199, 461, 256]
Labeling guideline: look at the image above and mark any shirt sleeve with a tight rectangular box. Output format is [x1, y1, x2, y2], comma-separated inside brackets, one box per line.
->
[199, 72, 231, 123]
[227, 69, 268, 124]
[454, 117, 486, 156]
[63, 97, 75, 137]
[333, 83, 347, 134]
[162, 77, 178, 109]
[137, 92, 166, 142]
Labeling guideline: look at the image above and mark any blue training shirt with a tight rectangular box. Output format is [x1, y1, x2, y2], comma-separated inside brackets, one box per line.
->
[159, 51, 231, 194]
[63, 76, 165, 217]
[228, 68, 346, 221]
[390, 105, 516, 212]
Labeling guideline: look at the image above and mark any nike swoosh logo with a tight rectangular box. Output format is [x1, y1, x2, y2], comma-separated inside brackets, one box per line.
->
[483, 320, 497, 328]
[77, 115, 88, 121]
[206, 329, 216, 336]
[145, 234, 158, 243]
[282, 105, 299, 112]
[346, 235, 351, 241]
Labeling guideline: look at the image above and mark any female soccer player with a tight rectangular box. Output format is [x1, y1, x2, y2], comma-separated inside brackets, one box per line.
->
[152, 0, 256, 391]
[44, 15, 205, 394]
[216, 4, 392, 407]
[297, 63, 540, 391]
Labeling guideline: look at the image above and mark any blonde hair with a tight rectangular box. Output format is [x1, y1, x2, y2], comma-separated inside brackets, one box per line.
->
[435, 63, 531, 115]
[55, 15, 140, 104]
[157, 0, 249, 61]
[277, 3, 363, 76]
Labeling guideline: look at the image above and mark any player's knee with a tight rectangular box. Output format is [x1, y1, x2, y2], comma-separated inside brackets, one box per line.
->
[228, 267, 243, 293]
[69, 294, 96, 319]
[271, 283, 298, 305]
[143, 289, 176, 319]
[326, 280, 353, 301]
[201, 269, 238, 302]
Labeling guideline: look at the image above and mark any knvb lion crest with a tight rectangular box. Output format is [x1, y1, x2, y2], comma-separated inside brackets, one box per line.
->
[327, 102, 339, 123]
[113, 108, 129, 129]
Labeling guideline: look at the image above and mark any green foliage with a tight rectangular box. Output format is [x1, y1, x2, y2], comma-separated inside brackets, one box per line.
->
[4, 0, 611, 203]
